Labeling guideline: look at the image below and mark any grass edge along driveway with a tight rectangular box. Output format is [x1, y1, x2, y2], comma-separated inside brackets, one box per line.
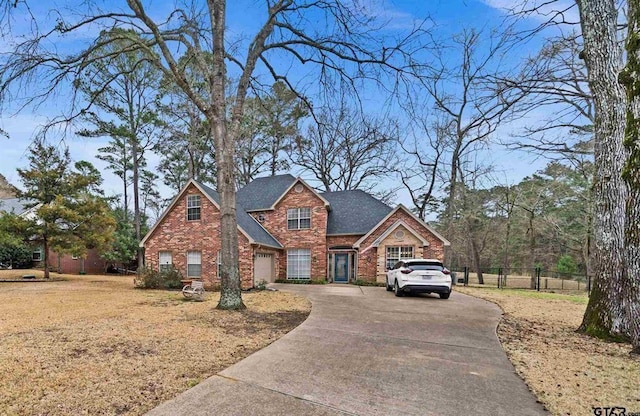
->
[0, 272, 310, 416]
[456, 286, 640, 416]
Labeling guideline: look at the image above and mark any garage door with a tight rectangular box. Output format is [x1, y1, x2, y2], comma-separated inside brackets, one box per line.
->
[254, 253, 275, 283]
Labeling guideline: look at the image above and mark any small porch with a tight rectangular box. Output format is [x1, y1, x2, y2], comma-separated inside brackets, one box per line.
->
[327, 246, 358, 283]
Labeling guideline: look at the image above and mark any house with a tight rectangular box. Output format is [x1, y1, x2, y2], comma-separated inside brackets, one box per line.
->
[141, 174, 450, 289]
[0, 197, 106, 274]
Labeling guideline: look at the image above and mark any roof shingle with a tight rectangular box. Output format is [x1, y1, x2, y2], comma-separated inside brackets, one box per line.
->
[320, 190, 393, 235]
[236, 174, 297, 211]
[195, 181, 282, 248]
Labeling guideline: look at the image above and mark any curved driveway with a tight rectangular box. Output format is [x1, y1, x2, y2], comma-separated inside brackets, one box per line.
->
[148, 285, 547, 416]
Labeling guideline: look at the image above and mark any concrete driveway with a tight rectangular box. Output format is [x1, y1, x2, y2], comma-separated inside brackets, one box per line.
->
[147, 285, 547, 416]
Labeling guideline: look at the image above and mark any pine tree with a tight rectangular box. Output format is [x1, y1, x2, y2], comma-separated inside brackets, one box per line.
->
[16, 141, 115, 278]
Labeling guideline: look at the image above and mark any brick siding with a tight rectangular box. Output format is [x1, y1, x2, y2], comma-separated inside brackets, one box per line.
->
[47, 248, 106, 274]
[144, 182, 446, 286]
[144, 184, 254, 289]
[357, 209, 446, 283]
[250, 181, 327, 280]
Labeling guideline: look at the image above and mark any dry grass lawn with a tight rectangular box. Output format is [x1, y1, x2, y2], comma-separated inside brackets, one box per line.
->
[456, 286, 640, 416]
[0, 270, 310, 415]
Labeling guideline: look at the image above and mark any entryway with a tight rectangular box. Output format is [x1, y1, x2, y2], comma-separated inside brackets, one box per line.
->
[254, 253, 275, 283]
[334, 253, 349, 283]
[328, 251, 356, 283]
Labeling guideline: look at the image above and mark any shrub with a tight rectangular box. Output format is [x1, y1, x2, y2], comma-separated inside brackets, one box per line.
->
[0, 243, 33, 269]
[134, 266, 183, 289]
[255, 279, 267, 290]
[134, 266, 162, 289]
[353, 279, 385, 287]
[274, 278, 327, 285]
[556, 255, 578, 276]
[159, 266, 183, 289]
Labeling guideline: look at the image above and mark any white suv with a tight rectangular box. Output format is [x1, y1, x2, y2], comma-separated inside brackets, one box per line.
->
[386, 259, 452, 299]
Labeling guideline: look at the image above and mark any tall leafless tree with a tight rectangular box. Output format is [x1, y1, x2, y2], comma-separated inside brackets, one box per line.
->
[422, 27, 535, 262]
[0, 0, 430, 309]
[292, 103, 398, 194]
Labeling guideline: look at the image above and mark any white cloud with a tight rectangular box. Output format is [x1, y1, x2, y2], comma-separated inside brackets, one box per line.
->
[481, 0, 580, 24]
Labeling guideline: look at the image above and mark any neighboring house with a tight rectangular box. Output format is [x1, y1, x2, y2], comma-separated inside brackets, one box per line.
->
[141, 174, 450, 289]
[0, 197, 106, 274]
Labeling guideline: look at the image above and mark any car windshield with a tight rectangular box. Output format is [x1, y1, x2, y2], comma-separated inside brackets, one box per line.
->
[406, 262, 444, 271]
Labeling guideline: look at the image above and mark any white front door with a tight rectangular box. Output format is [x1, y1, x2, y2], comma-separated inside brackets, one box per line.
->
[254, 253, 275, 283]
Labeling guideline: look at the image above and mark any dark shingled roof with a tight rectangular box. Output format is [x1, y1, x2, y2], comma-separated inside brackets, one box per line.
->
[321, 190, 393, 235]
[0, 198, 31, 216]
[195, 181, 282, 248]
[237, 174, 297, 211]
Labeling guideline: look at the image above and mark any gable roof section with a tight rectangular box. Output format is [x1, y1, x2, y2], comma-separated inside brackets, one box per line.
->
[0, 198, 38, 217]
[370, 220, 430, 247]
[237, 174, 330, 211]
[0, 198, 27, 215]
[140, 180, 282, 249]
[196, 182, 282, 248]
[354, 204, 451, 248]
[237, 174, 297, 211]
[320, 190, 393, 235]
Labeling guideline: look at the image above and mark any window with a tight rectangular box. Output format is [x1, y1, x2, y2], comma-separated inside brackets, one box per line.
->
[386, 246, 414, 271]
[187, 195, 201, 221]
[159, 251, 172, 272]
[287, 208, 311, 230]
[187, 251, 202, 277]
[32, 249, 42, 261]
[287, 249, 311, 280]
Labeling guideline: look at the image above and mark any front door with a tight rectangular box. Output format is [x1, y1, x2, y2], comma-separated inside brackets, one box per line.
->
[334, 253, 349, 283]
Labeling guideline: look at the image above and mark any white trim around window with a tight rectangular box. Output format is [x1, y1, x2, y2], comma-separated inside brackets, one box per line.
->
[287, 249, 311, 280]
[186, 194, 201, 221]
[385, 246, 414, 270]
[187, 250, 202, 277]
[32, 249, 42, 261]
[287, 207, 311, 230]
[159, 251, 172, 272]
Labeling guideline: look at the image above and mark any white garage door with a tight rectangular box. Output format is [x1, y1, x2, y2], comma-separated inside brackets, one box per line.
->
[254, 253, 275, 283]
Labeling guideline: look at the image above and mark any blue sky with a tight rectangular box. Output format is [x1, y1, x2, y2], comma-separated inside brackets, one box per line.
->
[0, 0, 581, 211]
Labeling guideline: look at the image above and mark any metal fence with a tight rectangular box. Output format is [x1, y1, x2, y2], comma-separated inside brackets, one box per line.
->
[451, 267, 591, 292]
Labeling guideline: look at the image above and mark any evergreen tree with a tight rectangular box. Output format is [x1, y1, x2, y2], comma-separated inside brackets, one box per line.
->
[16, 141, 115, 278]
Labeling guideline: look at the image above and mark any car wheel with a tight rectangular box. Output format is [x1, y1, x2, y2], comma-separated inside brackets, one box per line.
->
[394, 280, 403, 297]
[439, 292, 451, 300]
[386, 277, 393, 291]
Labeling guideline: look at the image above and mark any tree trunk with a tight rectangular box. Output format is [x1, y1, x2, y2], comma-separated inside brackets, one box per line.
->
[211, 0, 244, 310]
[529, 211, 536, 289]
[471, 238, 484, 284]
[132, 139, 143, 270]
[503, 214, 511, 279]
[619, 0, 640, 354]
[43, 235, 49, 279]
[123, 140, 129, 220]
[444, 151, 460, 267]
[577, 0, 630, 340]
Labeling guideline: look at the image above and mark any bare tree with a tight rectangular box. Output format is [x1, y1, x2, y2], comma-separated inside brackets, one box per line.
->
[397, 112, 448, 221]
[504, 32, 594, 158]
[0, 0, 429, 309]
[292, 103, 398, 194]
[422, 27, 535, 262]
